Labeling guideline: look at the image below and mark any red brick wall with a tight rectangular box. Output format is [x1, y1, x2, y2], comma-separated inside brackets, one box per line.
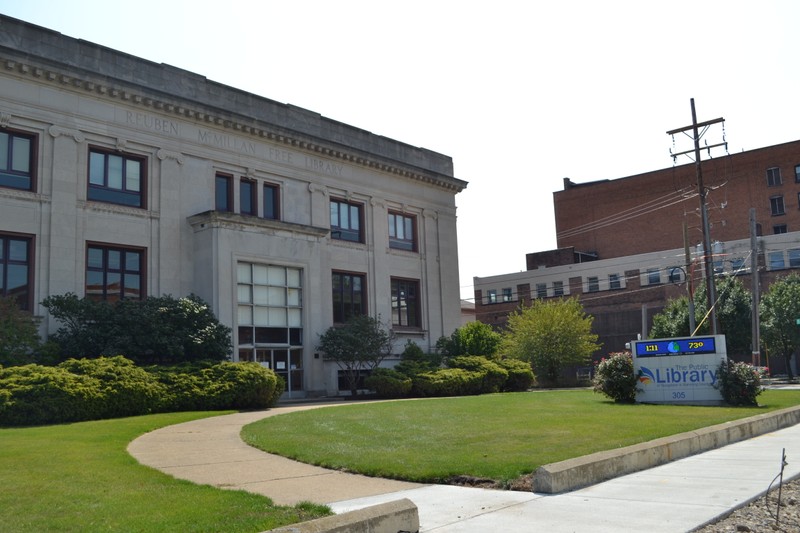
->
[555, 140, 800, 259]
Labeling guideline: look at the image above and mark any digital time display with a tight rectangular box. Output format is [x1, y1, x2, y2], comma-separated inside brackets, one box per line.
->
[634, 337, 717, 357]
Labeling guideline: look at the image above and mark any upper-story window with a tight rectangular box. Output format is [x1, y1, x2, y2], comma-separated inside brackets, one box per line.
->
[0, 129, 35, 191]
[770, 195, 785, 216]
[487, 289, 497, 304]
[553, 281, 564, 297]
[88, 148, 145, 208]
[535, 283, 547, 298]
[647, 268, 661, 285]
[795, 164, 800, 183]
[240, 178, 257, 216]
[609, 273, 621, 289]
[388, 212, 417, 251]
[215, 174, 232, 211]
[774, 224, 788, 234]
[86, 243, 144, 302]
[263, 183, 280, 220]
[503, 287, 514, 301]
[767, 167, 782, 187]
[332, 271, 366, 323]
[391, 278, 420, 328]
[587, 276, 599, 293]
[330, 199, 363, 243]
[0, 233, 33, 310]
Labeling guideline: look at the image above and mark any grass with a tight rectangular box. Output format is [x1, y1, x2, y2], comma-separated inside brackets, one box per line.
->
[242, 389, 800, 485]
[0, 411, 330, 533]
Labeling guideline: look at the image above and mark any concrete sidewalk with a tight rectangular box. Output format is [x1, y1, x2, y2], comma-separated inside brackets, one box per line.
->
[128, 400, 800, 532]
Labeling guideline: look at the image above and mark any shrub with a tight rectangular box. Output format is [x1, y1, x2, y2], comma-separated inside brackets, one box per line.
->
[365, 368, 412, 398]
[448, 356, 508, 394]
[496, 358, 535, 391]
[715, 360, 764, 406]
[412, 368, 484, 397]
[593, 352, 639, 403]
[394, 341, 442, 378]
[0, 295, 41, 366]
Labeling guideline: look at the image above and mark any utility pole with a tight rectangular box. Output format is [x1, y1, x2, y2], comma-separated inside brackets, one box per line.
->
[683, 221, 696, 333]
[667, 98, 725, 335]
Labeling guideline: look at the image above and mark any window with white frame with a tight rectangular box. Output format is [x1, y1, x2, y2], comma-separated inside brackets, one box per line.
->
[553, 281, 564, 296]
[609, 273, 621, 289]
[647, 268, 661, 285]
[536, 283, 547, 298]
[769, 251, 785, 270]
[587, 276, 599, 293]
[502, 287, 513, 302]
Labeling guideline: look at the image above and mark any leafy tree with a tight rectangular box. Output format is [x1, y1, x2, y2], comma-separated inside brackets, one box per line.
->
[760, 273, 800, 380]
[41, 293, 231, 364]
[500, 298, 600, 386]
[317, 314, 395, 397]
[0, 295, 41, 366]
[436, 321, 501, 358]
[650, 277, 752, 356]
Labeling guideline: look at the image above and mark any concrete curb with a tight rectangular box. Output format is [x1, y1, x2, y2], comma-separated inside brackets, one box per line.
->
[263, 498, 419, 533]
[533, 404, 800, 494]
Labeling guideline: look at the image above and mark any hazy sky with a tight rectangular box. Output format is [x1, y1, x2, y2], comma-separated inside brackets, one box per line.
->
[2, 1, 799, 299]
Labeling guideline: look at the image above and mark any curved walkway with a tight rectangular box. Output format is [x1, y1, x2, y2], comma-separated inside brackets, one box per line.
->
[129, 399, 800, 532]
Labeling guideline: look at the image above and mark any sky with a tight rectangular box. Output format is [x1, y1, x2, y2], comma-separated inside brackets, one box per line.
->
[2, 1, 799, 300]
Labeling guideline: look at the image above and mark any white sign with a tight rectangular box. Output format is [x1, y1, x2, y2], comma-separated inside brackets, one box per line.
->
[632, 335, 726, 405]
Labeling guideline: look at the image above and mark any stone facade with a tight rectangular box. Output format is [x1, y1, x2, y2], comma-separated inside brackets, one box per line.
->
[0, 16, 466, 397]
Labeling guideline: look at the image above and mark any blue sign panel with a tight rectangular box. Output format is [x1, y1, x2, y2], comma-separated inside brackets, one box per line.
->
[634, 336, 717, 358]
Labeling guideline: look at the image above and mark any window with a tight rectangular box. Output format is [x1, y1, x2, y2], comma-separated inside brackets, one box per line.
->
[789, 249, 800, 268]
[215, 174, 232, 211]
[647, 268, 661, 285]
[388, 212, 417, 251]
[86, 244, 143, 302]
[237, 263, 303, 393]
[88, 148, 145, 208]
[263, 183, 280, 220]
[770, 195, 785, 216]
[536, 283, 547, 298]
[769, 251, 785, 270]
[240, 178, 257, 215]
[332, 272, 365, 323]
[587, 276, 599, 293]
[391, 278, 420, 328]
[487, 289, 497, 304]
[668, 267, 683, 283]
[730, 258, 746, 273]
[609, 273, 621, 289]
[767, 167, 782, 186]
[795, 164, 800, 183]
[0, 129, 35, 191]
[0, 233, 33, 310]
[503, 287, 513, 301]
[774, 224, 788, 234]
[553, 281, 564, 297]
[330, 199, 363, 243]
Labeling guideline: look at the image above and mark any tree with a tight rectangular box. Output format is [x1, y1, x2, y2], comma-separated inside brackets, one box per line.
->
[0, 295, 41, 366]
[436, 321, 501, 358]
[500, 298, 599, 385]
[317, 314, 395, 397]
[760, 273, 800, 380]
[41, 293, 232, 364]
[650, 277, 752, 356]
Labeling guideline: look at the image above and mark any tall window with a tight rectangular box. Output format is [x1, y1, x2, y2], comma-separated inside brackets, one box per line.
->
[536, 283, 547, 298]
[587, 276, 599, 292]
[0, 233, 33, 310]
[553, 281, 564, 297]
[391, 278, 420, 328]
[330, 199, 363, 243]
[767, 167, 782, 186]
[388, 212, 417, 251]
[332, 272, 365, 323]
[88, 148, 145, 208]
[86, 244, 143, 302]
[240, 178, 257, 215]
[795, 164, 800, 183]
[503, 287, 513, 301]
[215, 174, 232, 211]
[487, 289, 497, 304]
[237, 263, 302, 347]
[263, 183, 280, 220]
[609, 273, 621, 289]
[0, 129, 35, 191]
[770, 195, 785, 216]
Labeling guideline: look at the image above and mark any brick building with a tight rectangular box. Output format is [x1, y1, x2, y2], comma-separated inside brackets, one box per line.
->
[475, 139, 800, 372]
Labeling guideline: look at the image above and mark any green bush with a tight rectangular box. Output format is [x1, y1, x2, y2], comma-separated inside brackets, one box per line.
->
[365, 368, 412, 398]
[0, 358, 283, 426]
[0, 295, 41, 366]
[715, 360, 764, 406]
[592, 352, 639, 403]
[448, 356, 508, 394]
[412, 368, 484, 397]
[496, 358, 535, 391]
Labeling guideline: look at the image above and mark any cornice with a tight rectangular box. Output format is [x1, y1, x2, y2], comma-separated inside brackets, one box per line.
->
[2, 57, 467, 194]
[187, 210, 330, 239]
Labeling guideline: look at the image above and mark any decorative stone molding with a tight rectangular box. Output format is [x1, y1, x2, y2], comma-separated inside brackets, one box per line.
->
[156, 149, 185, 165]
[246, 167, 257, 179]
[308, 183, 328, 196]
[370, 197, 387, 209]
[115, 138, 128, 152]
[423, 209, 439, 220]
[48, 125, 84, 143]
[0, 112, 10, 128]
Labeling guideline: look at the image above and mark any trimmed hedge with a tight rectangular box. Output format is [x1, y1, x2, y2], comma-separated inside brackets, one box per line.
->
[364, 368, 412, 398]
[412, 368, 485, 397]
[0, 357, 283, 427]
[496, 358, 535, 392]
[448, 356, 509, 394]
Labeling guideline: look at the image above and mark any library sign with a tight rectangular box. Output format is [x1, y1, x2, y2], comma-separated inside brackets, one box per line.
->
[631, 335, 726, 405]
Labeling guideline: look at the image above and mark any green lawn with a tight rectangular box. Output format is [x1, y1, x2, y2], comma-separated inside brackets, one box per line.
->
[242, 389, 800, 485]
[0, 411, 330, 533]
